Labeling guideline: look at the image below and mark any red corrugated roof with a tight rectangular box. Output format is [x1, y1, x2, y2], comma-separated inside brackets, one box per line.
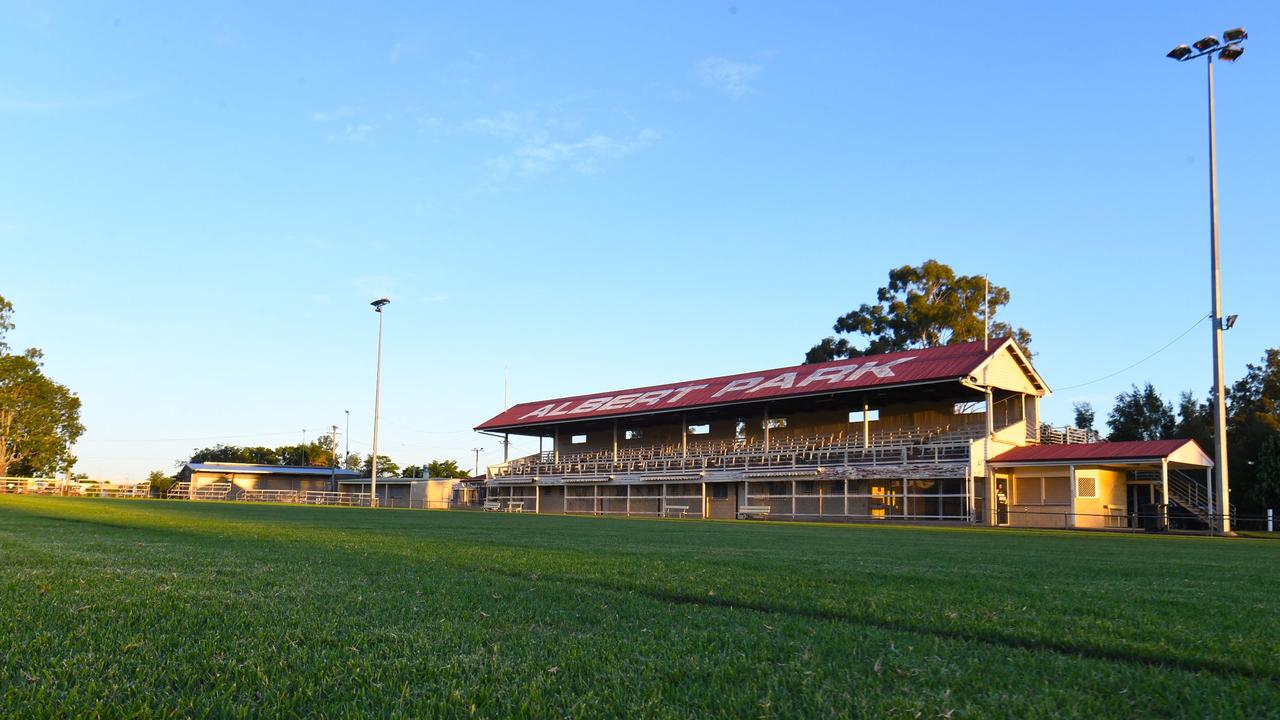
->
[990, 439, 1199, 464]
[476, 339, 1016, 432]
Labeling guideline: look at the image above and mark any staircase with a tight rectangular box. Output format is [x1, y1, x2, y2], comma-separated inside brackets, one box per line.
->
[1139, 469, 1236, 528]
[167, 481, 191, 499]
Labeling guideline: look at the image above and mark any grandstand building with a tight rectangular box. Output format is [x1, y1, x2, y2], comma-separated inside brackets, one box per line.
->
[475, 339, 1218, 529]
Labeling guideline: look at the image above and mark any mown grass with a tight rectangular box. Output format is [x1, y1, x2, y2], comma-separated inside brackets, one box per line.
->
[1, 496, 1278, 718]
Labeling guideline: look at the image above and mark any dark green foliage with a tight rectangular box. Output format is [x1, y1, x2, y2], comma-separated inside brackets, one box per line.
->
[0, 295, 84, 477]
[1072, 402, 1095, 432]
[1226, 349, 1280, 510]
[1, 497, 1279, 718]
[426, 459, 470, 478]
[360, 454, 399, 477]
[187, 435, 361, 470]
[145, 470, 175, 497]
[805, 260, 1032, 363]
[1106, 384, 1175, 441]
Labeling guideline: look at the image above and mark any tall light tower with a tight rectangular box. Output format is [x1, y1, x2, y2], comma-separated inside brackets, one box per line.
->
[1166, 27, 1247, 534]
[370, 298, 391, 507]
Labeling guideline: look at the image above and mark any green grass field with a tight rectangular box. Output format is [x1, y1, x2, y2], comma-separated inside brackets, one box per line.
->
[1, 496, 1278, 718]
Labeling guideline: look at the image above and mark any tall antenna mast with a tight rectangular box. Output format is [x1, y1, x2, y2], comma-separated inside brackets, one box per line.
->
[983, 274, 990, 352]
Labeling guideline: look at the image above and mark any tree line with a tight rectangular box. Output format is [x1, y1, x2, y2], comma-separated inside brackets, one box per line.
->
[1070, 349, 1280, 512]
[170, 437, 471, 481]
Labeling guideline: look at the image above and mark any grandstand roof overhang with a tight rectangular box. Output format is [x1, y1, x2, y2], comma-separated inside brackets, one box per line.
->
[989, 439, 1213, 469]
[476, 338, 1047, 434]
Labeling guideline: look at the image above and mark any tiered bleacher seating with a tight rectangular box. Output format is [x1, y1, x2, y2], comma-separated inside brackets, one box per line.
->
[496, 423, 985, 479]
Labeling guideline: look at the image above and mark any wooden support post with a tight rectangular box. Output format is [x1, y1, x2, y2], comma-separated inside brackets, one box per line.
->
[681, 413, 688, 458]
[535, 485, 541, 514]
[862, 400, 870, 448]
[1068, 464, 1077, 529]
[764, 406, 771, 456]
[554, 427, 560, 463]
[612, 421, 618, 464]
[1206, 467, 1215, 535]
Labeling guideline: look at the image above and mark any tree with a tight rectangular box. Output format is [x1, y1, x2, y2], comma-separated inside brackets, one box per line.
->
[0, 295, 85, 477]
[425, 459, 470, 479]
[146, 470, 175, 497]
[1072, 402, 1096, 432]
[360, 454, 399, 478]
[401, 464, 424, 478]
[1174, 391, 1213, 453]
[1225, 348, 1280, 510]
[805, 260, 1032, 363]
[1106, 384, 1175, 441]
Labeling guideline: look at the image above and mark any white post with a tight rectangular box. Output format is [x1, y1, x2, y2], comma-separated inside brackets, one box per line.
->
[763, 407, 771, 455]
[554, 426, 560, 463]
[535, 485, 541, 514]
[681, 413, 688, 458]
[790, 480, 796, 517]
[1267, 508, 1273, 533]
[612, 421, 618, 464]
[701, 481, 707, 519]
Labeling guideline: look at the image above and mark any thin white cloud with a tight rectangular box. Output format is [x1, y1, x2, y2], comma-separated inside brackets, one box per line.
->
[488, 129, 660, 177]
[472, 112, 658, 179]
[696, 56, 763, 98]
[311, 106, 360, 123]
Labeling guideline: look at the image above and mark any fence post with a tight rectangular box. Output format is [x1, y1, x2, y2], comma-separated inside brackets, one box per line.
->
[1269, 508, 1274, 533]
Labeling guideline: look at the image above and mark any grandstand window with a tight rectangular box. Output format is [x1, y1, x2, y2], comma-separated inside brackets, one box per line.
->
[571, 434, 587, 444]
[953, 401, 987, 415]
[687, 424, 710, 435]
[763, 417, 787, 430]
[711, 484, 729, 500]
[624, 429, 643, 440]
[848, 409, 880, 423]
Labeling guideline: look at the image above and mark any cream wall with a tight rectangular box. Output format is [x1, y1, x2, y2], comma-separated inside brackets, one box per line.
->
[1072, 468, 1128, 529]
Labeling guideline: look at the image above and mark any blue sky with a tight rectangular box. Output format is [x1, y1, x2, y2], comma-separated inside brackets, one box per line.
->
[2, 2, 1276, 480]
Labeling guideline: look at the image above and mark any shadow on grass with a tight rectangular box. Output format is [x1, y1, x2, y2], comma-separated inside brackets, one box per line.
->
[4, 497, 1275, 684]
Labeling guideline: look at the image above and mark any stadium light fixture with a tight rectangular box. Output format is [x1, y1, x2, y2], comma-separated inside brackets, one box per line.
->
[1165, 27, 1248, 534]
[369, 297, 391, 507]
[1192, 35, 1220, 52]
[1218, 45, 1244, 62]
[1223, 314, 1238, 330]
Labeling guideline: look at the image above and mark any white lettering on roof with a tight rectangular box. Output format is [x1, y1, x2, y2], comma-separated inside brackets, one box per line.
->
[713, 377, 764, 398]
[746, 372, 797, 393]
[512, 357, 918, 422]
[846, 357, 915, 381]
[629, 389, 672, 407]
[666, 385, 707, 402]
[796, 364, 860, 386]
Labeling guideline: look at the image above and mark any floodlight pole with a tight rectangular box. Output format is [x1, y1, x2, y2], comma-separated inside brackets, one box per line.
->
[1204, 54, 1231, 534]
[1168, 31, 1245, 534]
[370, 299, 390, 507]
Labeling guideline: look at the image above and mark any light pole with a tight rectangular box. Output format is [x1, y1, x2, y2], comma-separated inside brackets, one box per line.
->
[472, 447, 484, 478]
[370, 298, 391, 507]
[1167, 28, 1246, 534]
[344, 410, 350, 460]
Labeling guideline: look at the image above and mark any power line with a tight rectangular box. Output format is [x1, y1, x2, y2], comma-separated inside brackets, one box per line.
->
[1055, 314, 1209, 391]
